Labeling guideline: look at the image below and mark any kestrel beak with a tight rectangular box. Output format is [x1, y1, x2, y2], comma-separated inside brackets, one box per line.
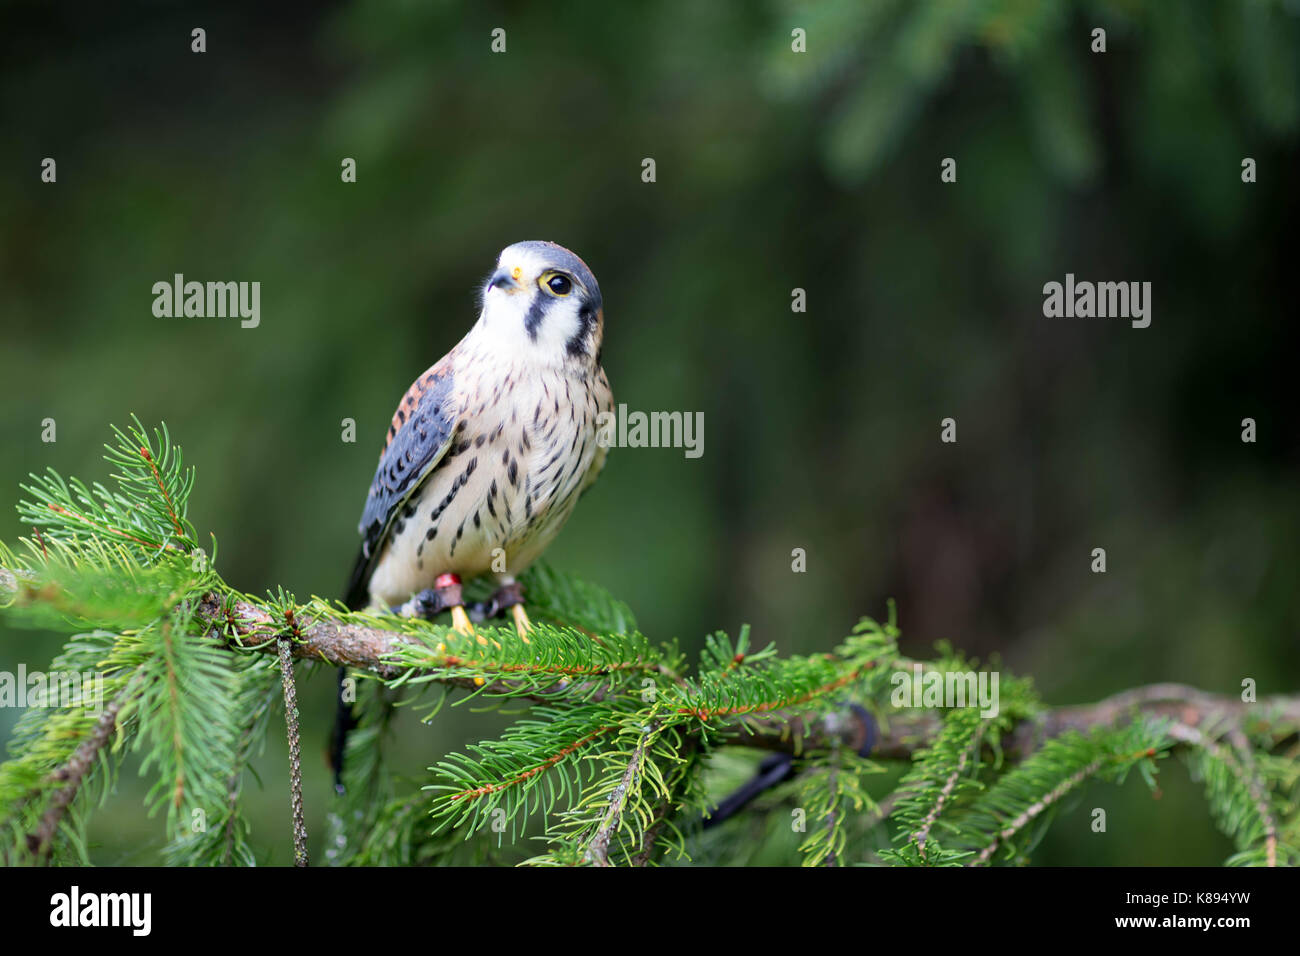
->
[489, 266, 525, 293]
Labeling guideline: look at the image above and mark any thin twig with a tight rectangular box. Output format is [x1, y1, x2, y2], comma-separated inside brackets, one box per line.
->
[971, 756, 1105, 866]
[1226, 727, 1279, 868]
[587, 722, 658, 866]
[1170, 722, 1279, 867]
[138, 445, 186, 539]
[823, 758, 840, 867]
[277, 636, 309, 867]
[630, 736, 699, 867]
[450, 726, 615, 802]
[914, 729, 980, 861]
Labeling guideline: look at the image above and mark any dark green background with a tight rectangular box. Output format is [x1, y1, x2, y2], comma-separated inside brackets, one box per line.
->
[2, 0, 1297, 865]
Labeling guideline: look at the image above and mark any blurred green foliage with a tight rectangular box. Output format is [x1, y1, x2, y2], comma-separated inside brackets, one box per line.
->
[1, 0, 1297, 864]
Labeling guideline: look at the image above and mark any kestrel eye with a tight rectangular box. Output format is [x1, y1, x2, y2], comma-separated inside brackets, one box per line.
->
[545, 274, 572, 296]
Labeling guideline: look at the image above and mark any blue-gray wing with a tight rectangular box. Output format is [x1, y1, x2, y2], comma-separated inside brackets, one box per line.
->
[343, 361, 459, 609]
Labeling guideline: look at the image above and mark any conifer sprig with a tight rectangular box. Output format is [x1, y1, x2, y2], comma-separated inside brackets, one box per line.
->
[796, 749, 882, 866]
[17, 416, 198, 559]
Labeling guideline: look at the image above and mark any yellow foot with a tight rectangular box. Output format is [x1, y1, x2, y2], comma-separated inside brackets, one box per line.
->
[511, 604, 533, 643]
[450, 605, 477, 639]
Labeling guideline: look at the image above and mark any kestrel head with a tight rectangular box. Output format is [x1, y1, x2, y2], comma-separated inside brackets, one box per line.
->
[479, 240, 605, 367]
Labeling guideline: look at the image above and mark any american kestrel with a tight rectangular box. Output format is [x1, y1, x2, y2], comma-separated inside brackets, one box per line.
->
[342, 240, 613, 639]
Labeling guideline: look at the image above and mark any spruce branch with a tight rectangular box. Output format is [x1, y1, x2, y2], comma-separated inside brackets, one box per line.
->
[195, 592, 655, 703]
[428, 708, 619, 841]
[2, 421, 1298, 867]
[29, 671, 143, 861]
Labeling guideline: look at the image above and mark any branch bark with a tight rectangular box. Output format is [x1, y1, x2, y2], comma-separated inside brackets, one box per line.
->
[192, 592, 1300, 764]
[725, 684, 1300, 760]
[195, 592, 617, 701]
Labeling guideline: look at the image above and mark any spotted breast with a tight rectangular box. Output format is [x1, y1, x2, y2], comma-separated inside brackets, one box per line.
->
[363, 348, 613, 609]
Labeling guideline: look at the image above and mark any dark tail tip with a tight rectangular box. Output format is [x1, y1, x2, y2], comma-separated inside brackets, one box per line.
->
[702, 753, 796, 830]
[329, 667, 357, 796]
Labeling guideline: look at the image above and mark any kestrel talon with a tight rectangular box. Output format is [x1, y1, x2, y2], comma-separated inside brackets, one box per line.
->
[342, 240, 613, 638]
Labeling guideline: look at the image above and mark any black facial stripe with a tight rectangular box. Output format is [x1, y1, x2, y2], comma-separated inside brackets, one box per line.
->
[524, 296, 548, 341]
[566, 302, 596, 357]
